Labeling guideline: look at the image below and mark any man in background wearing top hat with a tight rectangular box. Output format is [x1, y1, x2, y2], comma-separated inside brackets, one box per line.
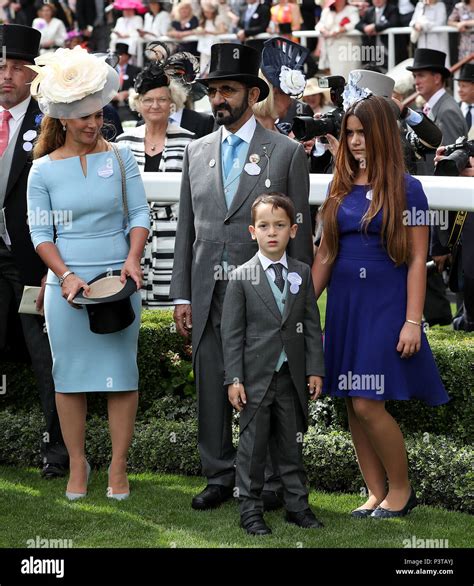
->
[0, 23, 68, 478]
[407, 48, 468, 327]
[170, 42, 313, 512]
[431, 62, 474, 332]
[111, 42, 141, 122]
[456, 63, 474, 141]
[407, 48, 468, 174]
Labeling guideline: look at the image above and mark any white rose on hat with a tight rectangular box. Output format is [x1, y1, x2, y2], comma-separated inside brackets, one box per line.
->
[279, 66, 306, 97]
[28, 46, 108, 104]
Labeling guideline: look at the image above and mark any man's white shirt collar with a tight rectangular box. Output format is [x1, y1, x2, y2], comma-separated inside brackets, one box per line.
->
[427, 88, 446, 111]
[0, 95, 31, 121]
[221, 115, 256, 144]
[258, 250, 288, 272]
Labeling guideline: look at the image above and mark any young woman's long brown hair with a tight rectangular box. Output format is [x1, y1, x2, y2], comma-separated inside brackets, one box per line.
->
[320, 95, 408, 266]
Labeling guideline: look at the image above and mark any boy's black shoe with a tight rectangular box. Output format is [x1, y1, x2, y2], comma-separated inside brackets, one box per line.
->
[240, 513, 272, 536]
[191, 485, 233, 510]
[285, 508, 324, 528]
[261, 490, 284, 512]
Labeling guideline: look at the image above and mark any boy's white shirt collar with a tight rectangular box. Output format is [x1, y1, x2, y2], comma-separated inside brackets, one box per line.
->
[221, 114, 256, 144]
[258, 250, 288, 271]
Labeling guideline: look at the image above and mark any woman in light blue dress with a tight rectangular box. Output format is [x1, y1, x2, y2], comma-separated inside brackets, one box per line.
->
[26, 47, 150, 501]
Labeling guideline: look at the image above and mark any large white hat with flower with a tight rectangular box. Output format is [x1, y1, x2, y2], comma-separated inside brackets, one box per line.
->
[27, 46, 120, 119]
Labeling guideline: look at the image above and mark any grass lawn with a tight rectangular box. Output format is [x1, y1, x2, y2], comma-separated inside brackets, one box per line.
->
[0, 466, 471, 549]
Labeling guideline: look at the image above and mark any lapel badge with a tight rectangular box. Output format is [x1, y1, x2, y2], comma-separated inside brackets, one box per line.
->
[23, 129, 37, 142]
[287, 271, 302, 295]
[249, 153, 260, 164]
[209, 159, 216, 167]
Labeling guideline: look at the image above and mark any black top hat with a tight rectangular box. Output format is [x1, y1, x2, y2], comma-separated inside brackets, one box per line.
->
[406, 49, 450, 78]
[115, 42, 131, 55]
[456, 63, 474, 83]
[72, 270, 137, 335]
[261, 37, 309, 96]
[0, 24, 41, 64]
[196, 43, 269, 102]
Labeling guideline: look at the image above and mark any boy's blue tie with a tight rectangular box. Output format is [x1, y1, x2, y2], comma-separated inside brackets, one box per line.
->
[272, 263, 285, 292]
[223, 134, 243, 179]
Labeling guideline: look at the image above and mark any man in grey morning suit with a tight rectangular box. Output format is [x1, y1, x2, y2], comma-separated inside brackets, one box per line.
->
[169, 43, 313, 510]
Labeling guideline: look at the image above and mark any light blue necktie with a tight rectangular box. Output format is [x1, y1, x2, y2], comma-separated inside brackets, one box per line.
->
[222, 134, 243, 179]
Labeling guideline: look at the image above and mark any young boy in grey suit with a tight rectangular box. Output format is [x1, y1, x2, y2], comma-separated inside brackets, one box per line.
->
[221, 194, 325, 536]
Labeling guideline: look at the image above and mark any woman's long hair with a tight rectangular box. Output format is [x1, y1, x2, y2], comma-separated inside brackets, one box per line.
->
[33, 114, 114, 158]
[320, 95, 408, 266]
[33, 116, 66, 159]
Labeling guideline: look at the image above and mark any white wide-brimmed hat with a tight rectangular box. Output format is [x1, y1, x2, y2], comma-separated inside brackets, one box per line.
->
[27, 46, 120, 119]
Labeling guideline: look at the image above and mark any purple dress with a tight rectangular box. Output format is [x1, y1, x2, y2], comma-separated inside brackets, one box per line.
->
[323, 174, 449, 406]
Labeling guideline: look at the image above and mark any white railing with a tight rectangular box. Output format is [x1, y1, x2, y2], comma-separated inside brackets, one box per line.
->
[136, 26, 459, 71]
[143, 173, 474, 211]
[293, 26, 459, 72]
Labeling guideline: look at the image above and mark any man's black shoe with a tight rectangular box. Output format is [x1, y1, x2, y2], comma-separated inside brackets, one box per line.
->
[285, 508, 324, 528]
[41, 463, 68, 479]
[453, 315, 474, 332]
[240, 513, 272, 536]
[261, 490, 284, 512]
[191, 485, 233, 510]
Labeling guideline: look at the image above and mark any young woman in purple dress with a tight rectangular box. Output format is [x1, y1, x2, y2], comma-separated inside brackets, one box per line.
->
[312, 95, 449, 519]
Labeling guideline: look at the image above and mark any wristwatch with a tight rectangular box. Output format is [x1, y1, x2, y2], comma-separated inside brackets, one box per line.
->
[58, 270, 74, 286]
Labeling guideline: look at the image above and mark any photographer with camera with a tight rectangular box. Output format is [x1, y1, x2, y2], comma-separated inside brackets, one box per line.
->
[431, 141, 474, 331]
[292, 70, 443, 174]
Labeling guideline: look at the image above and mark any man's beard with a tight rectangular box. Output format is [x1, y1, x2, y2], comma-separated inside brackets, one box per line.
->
[212, 91, 249, 127]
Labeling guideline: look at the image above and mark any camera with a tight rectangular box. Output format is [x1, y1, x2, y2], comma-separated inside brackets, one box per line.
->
[292, 75, 346, 143]
[434, 137, 474, 177]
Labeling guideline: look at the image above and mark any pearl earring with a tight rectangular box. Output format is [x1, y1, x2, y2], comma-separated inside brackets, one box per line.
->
[62, 125, 67, 132]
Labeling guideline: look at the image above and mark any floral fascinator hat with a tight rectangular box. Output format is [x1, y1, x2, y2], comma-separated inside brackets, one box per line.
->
[342, 71, 373, 111]
[261, 37, 309, 98]
[27, 46, 120, 119]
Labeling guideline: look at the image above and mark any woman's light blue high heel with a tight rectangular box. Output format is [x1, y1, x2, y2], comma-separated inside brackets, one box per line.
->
[65, 460, 91, 501]
[107, 465, 130, 501]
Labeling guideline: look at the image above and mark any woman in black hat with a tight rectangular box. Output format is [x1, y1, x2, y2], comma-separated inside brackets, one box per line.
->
[27, 47, 150, 501]
[116, 59, 195, 308]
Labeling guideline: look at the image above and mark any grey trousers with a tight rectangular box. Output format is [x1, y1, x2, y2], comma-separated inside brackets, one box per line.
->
[237, 363, 309, 516]
[195, 279, 236, 487]
[0, 249, 68, 466]
[195, 279, 282, 490]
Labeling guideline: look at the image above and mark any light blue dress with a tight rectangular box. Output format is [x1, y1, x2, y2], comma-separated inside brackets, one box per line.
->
[27, 145, 150, 393]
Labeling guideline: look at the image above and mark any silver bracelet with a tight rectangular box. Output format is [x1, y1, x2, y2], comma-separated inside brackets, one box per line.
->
[58, 270, 74, 286]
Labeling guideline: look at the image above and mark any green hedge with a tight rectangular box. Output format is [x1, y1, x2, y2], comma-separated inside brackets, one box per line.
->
[1, 312, 473, 441]
[0, 408, 471, 513]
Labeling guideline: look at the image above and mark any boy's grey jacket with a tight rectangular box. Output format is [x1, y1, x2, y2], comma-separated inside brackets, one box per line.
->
[221, 254, 325, 432]
[169, 122, 313, 362]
